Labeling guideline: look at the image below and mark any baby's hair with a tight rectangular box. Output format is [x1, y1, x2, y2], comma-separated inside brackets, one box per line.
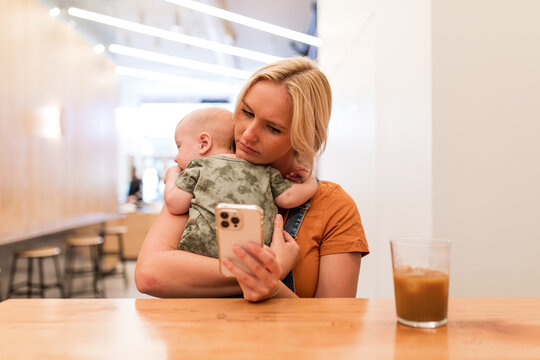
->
[183, 107, 234, 152]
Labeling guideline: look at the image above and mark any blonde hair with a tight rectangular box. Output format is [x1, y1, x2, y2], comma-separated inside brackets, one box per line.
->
[234, 57, 332, 170]
[182, 107, 234, 152]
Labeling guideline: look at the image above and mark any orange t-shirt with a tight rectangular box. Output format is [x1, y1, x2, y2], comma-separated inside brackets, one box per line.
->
[284, 181, 369, 297]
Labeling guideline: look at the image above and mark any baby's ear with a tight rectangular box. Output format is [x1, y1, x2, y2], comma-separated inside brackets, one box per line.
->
[199, 132, 212, 155]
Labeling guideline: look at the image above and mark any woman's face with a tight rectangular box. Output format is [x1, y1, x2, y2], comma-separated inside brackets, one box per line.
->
[234, 80, 295, 173]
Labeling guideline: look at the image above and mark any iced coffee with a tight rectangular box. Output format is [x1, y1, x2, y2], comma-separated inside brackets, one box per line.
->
[390, 237, 450, 328]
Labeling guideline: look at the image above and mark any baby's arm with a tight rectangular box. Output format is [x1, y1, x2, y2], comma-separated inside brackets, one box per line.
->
[274, 166, 317, 209]
[163, 166, 193, 215]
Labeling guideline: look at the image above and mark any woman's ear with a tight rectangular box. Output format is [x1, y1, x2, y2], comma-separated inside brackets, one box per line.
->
[198, 132, 212, 155]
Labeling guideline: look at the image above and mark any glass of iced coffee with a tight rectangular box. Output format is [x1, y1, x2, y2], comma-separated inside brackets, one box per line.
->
[390, 237, 450, 328]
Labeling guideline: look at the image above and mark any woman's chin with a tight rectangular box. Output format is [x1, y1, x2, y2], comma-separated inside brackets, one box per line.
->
[237, 152, 265, 165]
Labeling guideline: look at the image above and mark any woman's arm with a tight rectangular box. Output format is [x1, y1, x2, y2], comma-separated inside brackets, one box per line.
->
[315, 253, 362, 297]
[135, 204, 241, 298]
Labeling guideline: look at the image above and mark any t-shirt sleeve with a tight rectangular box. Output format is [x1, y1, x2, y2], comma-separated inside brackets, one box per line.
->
[268, 166, 293, 198]
[319, 186, 369, 257]
[174, 160, 201, 195]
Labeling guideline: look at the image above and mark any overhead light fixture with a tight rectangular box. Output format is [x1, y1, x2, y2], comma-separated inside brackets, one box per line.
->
[93, 44, 105, 54]
[68, 7, 282, 63]
[115, 66, 242, 94]
[164, 0, 323, 47]
[49, 7, 61, 17]
[109, 44, 252, 79]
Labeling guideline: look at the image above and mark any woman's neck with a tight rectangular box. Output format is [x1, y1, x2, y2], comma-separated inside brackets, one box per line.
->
[271, 151, 297, 177]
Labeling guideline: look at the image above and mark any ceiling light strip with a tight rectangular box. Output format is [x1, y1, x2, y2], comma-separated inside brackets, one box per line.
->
[164, 0, 323, 47]
[115, 66, 242, 93]
[68, 7, 282, 63]
[109, 44, 251, 80]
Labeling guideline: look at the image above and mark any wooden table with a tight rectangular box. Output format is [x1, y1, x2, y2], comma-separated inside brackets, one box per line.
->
[1, 298, 539, 359]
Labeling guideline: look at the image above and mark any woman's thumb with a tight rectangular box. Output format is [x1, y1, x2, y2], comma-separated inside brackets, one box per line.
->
[272, 214, 284, 242]
[273, 214, 283, 231]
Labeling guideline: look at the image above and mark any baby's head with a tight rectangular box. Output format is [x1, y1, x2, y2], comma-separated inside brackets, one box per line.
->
[174, 107, 234, 170]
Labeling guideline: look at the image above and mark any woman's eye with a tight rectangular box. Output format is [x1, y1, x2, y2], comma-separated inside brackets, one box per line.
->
[268, 126, 281, 134]
[241, 109, 254, 118]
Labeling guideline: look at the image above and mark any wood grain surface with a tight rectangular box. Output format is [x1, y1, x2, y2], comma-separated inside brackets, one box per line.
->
[1, 298, 539, 359]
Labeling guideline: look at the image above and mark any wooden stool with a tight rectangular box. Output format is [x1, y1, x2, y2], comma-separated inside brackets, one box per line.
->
[64, 236, 106, 298]
[100, 225, 129, 287]
[7, 246, 65, 298]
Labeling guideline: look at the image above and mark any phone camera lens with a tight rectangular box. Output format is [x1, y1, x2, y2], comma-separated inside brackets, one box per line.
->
[220, 212, 229, 219]
[231, 217, 240, 225]
[221, 221, 229, 228]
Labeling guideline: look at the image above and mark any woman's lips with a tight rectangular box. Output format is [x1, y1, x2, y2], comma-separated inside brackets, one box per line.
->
[238, 141, 258, 154]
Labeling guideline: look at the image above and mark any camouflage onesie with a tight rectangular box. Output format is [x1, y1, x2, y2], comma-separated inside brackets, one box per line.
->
[175, 155, 292, 258]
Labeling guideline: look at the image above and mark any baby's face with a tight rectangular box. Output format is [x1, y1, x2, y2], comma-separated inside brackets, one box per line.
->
[174, 121, 201, 171]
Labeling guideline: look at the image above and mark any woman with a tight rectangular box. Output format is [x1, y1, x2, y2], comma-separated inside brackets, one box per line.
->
[135, 57, 369, 301]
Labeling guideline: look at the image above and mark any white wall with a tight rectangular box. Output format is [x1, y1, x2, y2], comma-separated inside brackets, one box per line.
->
[318, 0, 378, 298]
[318, 0, 432, 298]
[432, 0, 540, 296]
[319, 0, 540, 298]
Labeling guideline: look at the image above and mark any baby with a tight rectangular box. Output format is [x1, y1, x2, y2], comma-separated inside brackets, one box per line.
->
[163, 107, 317, 258]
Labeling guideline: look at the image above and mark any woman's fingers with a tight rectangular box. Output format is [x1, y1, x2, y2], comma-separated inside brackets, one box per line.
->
[271, 214, 285, 244]
[269, 214, 299, 278]
[233, 244, 281, 279]
[263, 244, 276, 256]
[247, 243, 282, 276]
[221, 219, 289, 302]
[222, 244, 281, 302]
[282, 230, 294, 243]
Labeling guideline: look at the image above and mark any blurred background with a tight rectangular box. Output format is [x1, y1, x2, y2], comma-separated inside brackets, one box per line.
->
[1, 0, 539, 299]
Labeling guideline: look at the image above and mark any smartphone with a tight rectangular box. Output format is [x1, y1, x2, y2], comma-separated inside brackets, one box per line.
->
[216, 203, 264, 277]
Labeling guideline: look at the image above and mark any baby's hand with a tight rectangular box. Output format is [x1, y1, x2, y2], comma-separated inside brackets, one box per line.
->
[285, 166, 312, 184]
[163, 166, 181, 184]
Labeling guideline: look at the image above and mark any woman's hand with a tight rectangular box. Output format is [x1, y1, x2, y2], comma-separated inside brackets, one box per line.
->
[269, 214, 299, 278]
[222, 243, 281, 302]
[221, 215, 299, 301]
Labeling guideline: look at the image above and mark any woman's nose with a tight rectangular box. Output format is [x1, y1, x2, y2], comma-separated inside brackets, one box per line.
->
[242, 122, 258, 143]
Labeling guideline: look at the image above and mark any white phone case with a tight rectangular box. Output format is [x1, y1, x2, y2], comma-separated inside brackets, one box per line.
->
[216, 203, 264, 277]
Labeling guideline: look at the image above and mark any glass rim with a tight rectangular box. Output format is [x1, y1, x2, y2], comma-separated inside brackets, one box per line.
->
[390, 236, 450, 247]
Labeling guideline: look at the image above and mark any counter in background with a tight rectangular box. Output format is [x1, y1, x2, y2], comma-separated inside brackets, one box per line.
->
[104, 207, 160, 260]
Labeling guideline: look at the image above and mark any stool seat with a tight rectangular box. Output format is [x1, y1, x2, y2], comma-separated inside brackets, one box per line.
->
[7, 246, 65, 299]
[102, 226, 128, 235]
[15, 246, 61, 258]
[67, 236, 104, 247]
[64, 235, 106, 298]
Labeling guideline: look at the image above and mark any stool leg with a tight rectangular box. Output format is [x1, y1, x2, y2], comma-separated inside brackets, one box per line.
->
[64, 245, 74, 298]
[117, 234, 129, 287]
[38, 257, 45, 298]
[26, 258, 34, 298]
[7, 256, 19, 298]
[90, 245, 105, 298]
[53, 255, 66, 298]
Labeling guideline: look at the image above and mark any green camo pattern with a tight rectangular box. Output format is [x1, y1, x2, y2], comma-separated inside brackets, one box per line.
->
[175, 155, 292, 258]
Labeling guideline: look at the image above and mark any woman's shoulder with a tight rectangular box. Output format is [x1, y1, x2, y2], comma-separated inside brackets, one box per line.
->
[310, 180, 362, 228]
[313, 180, 354, 203]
